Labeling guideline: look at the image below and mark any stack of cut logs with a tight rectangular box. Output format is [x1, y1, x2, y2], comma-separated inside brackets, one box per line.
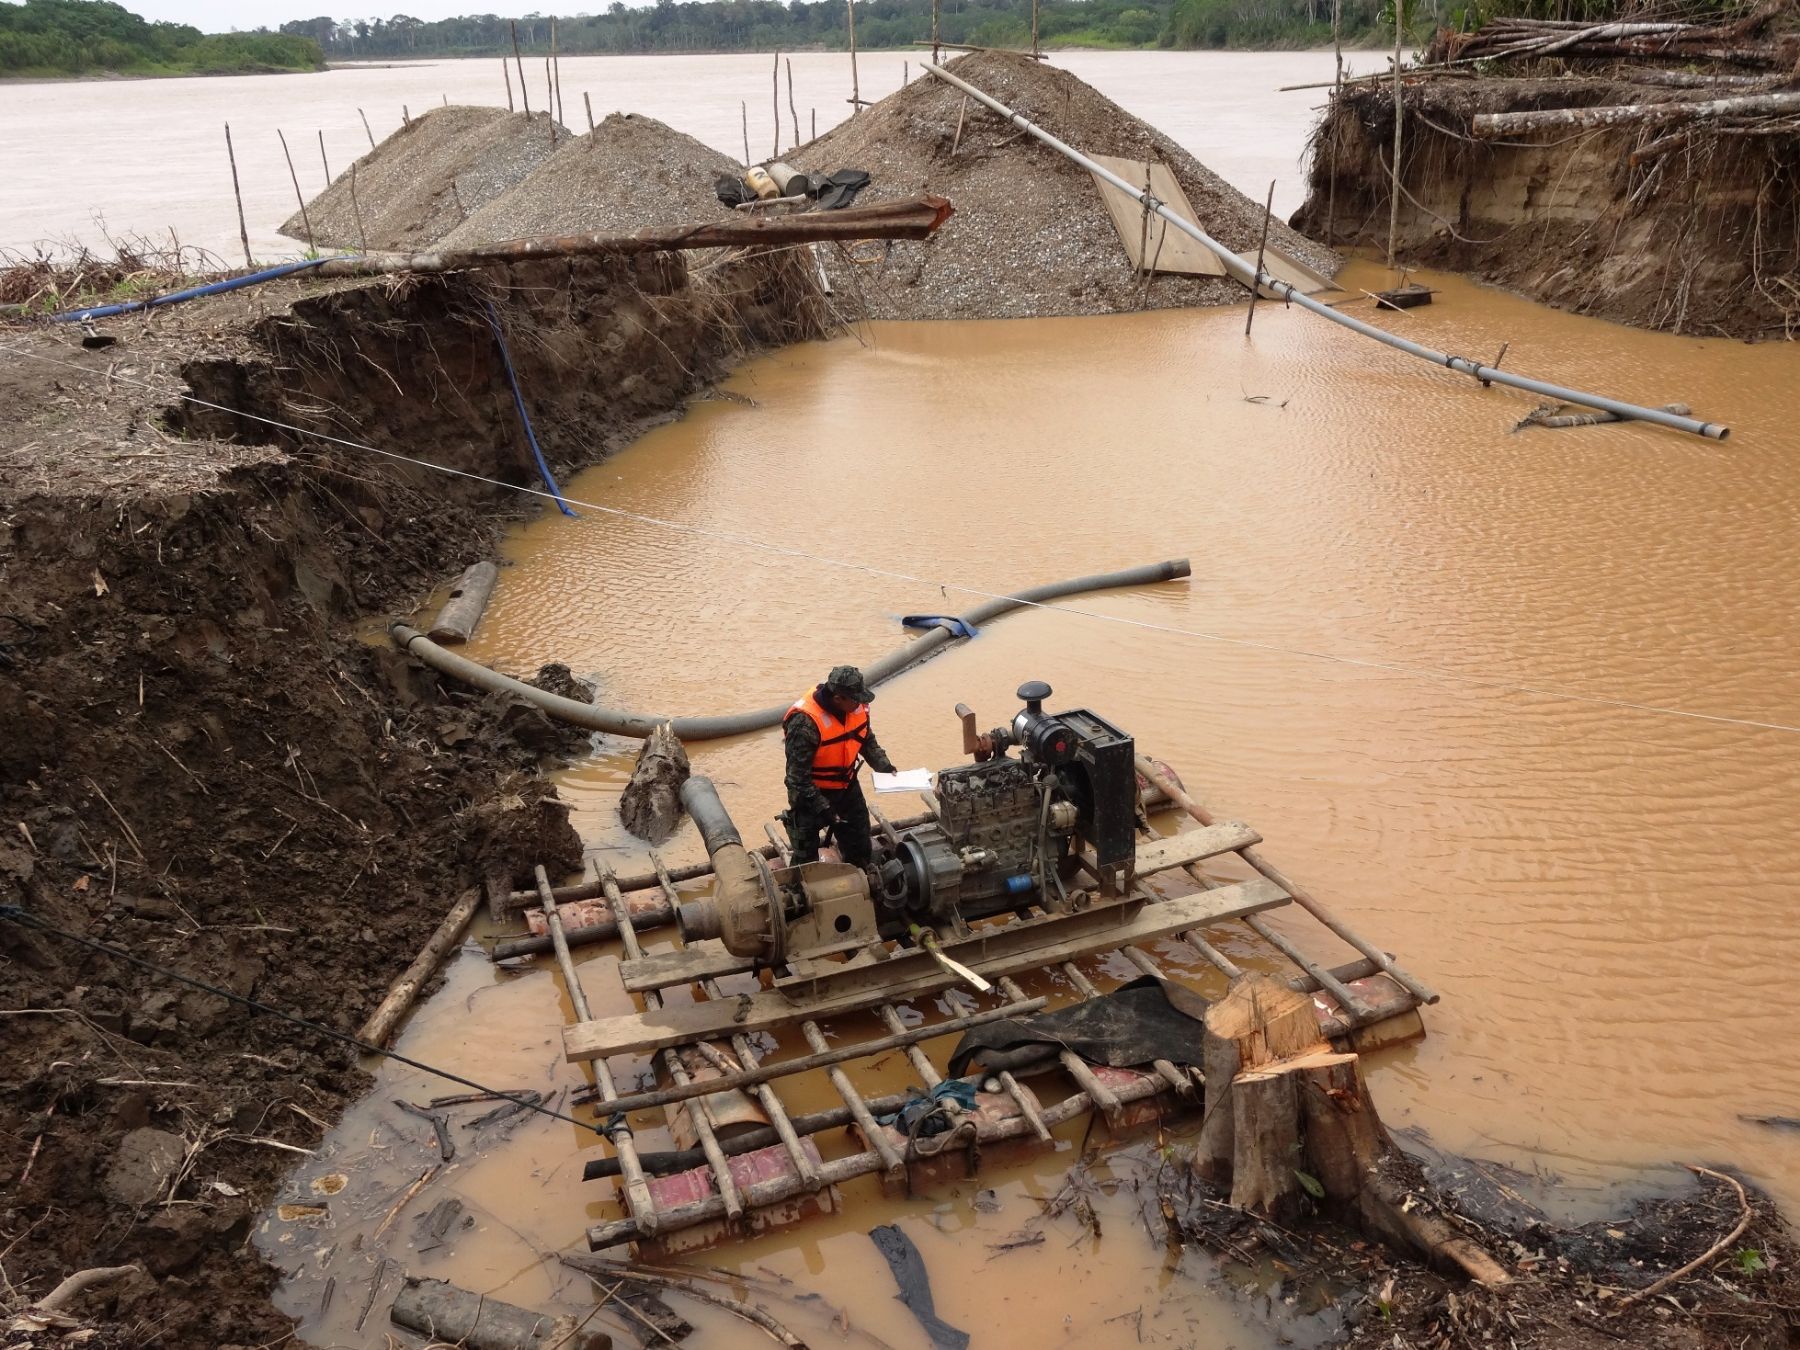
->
[1194, 973, 1510, 1285]
[1432, 6, 1798, 72]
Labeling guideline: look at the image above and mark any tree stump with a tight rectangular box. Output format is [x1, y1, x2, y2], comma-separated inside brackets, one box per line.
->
[1193, 973, 1510, 1286]
[427, 561, 499, 644]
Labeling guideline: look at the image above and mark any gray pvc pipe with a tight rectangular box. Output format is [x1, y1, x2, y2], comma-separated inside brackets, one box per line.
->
[390, 556, 1191, 741]
[921, 62, 1728, 442]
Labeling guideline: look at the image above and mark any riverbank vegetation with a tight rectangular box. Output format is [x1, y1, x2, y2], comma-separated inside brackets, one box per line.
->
[0, 0, 325, 78]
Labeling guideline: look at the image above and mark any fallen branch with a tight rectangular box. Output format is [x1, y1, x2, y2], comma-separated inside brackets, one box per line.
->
[1614, 1165, 1753, 1310]
[561, 1254, 809, 1348]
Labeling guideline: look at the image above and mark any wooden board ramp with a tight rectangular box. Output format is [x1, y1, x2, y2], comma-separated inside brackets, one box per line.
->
[510, 787, 1432, 1255]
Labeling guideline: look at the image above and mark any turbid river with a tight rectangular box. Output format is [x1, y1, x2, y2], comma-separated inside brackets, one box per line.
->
[10, 47, 1796, 1350]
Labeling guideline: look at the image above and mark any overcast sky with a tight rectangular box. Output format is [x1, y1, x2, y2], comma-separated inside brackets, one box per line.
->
[122, 0, 627, 27]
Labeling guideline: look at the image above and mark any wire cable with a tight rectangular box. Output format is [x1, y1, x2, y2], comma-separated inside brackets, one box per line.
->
[4, 337, 1798, 739]
[0, 903, 604, 1136]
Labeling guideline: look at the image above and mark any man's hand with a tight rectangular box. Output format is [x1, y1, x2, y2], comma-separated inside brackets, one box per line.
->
[867, 755, 897, 776]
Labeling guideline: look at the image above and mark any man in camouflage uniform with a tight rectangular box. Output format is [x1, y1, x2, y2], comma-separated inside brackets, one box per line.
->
[783, 665, 897, 868]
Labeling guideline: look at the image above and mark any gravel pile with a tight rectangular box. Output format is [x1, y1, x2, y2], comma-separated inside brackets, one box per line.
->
[438, 112, 740, 249]
[281, 105, 567, 251]
[791, 51, 1340, 319]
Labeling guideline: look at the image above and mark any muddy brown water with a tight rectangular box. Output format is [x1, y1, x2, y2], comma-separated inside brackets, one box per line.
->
[256, 262, 1800, 1347]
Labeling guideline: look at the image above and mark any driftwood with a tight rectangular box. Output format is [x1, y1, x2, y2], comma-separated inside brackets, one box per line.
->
[427, 561, 499, 645]
[1436, 7, 1795, 71]
[1473, 90, 1800, 138]
[356, 887, 482, 1047]
[1516, 401, 1690, 430]
[561, 1254, 806, 1347]
[389, 1276, 609, 1350]
[313, 196, 955, 278]
[619, 723, 690, 844]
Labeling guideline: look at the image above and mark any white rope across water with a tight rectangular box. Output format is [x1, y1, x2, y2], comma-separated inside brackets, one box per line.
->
[5, 337, 1798, 739]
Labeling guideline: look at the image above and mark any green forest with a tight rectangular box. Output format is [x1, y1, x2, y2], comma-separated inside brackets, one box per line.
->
[277, 0, 1401, 58]
[0, 0, 325, 77]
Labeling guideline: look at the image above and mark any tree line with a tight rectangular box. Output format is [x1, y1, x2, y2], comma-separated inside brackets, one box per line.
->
[0, 0, 325, 77]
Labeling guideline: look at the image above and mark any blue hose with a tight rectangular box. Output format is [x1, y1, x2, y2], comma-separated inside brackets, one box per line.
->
[482, 301, 576, 518]
[51, 257, 333, 324]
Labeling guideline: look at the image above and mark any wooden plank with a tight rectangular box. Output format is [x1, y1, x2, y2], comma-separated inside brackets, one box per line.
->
[1135, 820, 1260, 875]
[565, 876, 1289, 1061]
[1089, 154, 1228, 278]
[619, 820, 1261, 995]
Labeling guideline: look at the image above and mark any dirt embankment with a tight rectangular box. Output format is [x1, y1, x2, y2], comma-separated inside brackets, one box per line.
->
[1294, 76, 1800, 338]
[0, 248, 819, 1345]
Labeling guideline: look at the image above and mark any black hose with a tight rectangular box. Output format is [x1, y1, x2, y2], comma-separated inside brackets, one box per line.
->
[390, 556, 1191, 741]
[679, 776, 741, 855]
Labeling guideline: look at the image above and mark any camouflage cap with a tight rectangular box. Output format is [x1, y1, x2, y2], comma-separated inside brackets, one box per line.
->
[825, 665, 875, 703]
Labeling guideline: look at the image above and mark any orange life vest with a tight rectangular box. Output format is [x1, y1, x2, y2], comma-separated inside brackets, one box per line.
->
[787, 691, 871, 792]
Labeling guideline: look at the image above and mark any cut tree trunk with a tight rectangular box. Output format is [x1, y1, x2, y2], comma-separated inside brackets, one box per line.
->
[427, 562, 499, 645]
[620, 722, 690, 844]
[390, 1276, 611, 1349]
[1473, 90, 1800, 138]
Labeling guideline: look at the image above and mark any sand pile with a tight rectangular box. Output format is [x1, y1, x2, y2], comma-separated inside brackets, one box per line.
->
[791, 51, 1339, 319]
[281, 106, 566, 251]
[438, 112, 740, 250]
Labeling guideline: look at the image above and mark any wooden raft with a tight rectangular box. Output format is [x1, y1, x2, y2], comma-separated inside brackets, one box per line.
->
[523, 787, 1437, 1254]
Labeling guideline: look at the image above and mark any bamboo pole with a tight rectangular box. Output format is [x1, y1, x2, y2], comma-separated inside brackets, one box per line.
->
[1387, 0, 1404, 271]
[223, 123, 253, 269]
[276, 130, 316, 254]
[847, 0, 860, 113]
[316, 130, 331, 185]
[1245, 179, 1275, 336]
[359, 107, 375, 149]
[787, 58, 799, 147]
[503, 57, 514, 111]
[511, 22, 531, 116]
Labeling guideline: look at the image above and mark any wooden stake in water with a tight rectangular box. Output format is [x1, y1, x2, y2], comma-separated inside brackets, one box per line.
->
[584, 90, 595, 134]
[1245, 179, 1275, 337]
[510, 21, 531, 116]
[277, 129, 316, 255]
[317, 129, 331, 185]
[1387, 0, 1404, 271]
[847, 0, 860, 113]
[503, 57, 514, 111]
[350, 162, 369, 254]
[741, 100, 750, 165]
[551, 16, 565, 125]
[787, 58, 799, 147]
[223, 123, 253, 269]
[772, 50, 781, 158]
[359, 107, 375, 150]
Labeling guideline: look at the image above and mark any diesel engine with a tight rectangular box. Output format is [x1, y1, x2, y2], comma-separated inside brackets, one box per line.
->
[674, 682, 1146, 968]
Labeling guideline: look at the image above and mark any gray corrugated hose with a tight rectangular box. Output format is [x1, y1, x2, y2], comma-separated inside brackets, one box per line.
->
[389, 557, 1190, 740]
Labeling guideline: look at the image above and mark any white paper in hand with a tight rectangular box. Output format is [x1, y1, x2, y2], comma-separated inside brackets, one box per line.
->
[871, 768, 933, 794]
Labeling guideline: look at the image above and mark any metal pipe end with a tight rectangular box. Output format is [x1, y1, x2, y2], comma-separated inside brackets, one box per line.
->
[675, 900, 722, 943]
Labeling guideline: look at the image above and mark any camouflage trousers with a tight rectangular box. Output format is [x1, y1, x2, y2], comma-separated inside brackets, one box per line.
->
[786, 781, 873, 867]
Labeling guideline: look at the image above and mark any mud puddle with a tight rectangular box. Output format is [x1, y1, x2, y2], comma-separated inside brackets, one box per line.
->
[274, 261, 1800, 1344]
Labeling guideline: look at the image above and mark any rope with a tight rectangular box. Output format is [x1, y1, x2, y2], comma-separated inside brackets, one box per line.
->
[3, 337, 1798, 739]
[0, 903, 603, 1135]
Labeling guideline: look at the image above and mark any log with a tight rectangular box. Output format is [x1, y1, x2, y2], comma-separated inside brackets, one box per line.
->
[313, 196, 955, 278]
[426, 562, 499, 645]
[1359, 1159, 1513, 1287]
[619, 723, 690, 845]
[1473, 90, 1800, 138]
[357, 887, 481, 1047]
[1194, 1017, 1241, 1183]
[390, 1277, 611, 1349]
